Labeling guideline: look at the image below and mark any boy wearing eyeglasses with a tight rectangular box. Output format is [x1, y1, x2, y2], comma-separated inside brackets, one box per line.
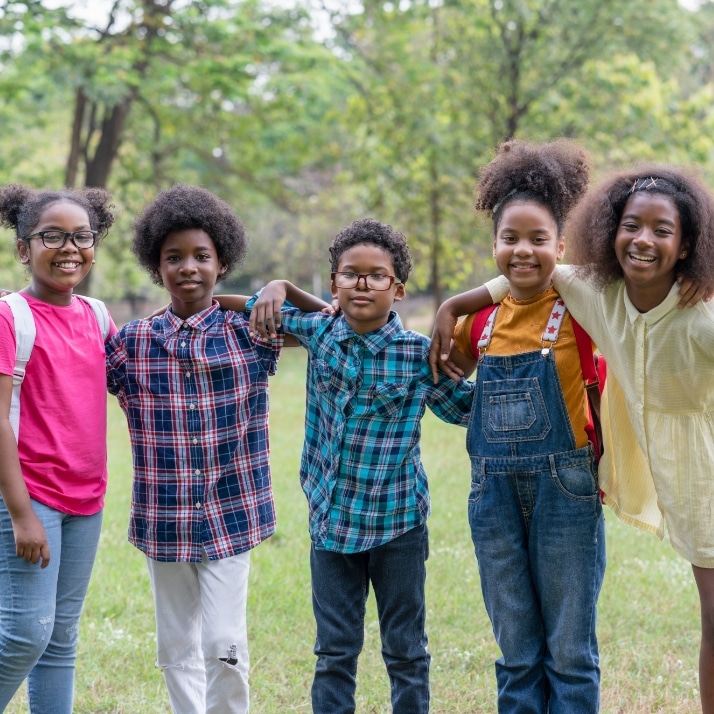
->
[242, 217, 474, 713]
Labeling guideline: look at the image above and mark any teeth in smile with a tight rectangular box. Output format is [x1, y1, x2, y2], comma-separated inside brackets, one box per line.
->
[55, 262, 81, 268]
[630, 253, 655, 263]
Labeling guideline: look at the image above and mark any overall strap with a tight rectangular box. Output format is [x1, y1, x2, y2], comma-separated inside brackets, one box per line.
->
[471, 298, 568, 357]
[541, 298, 567, 354]
[1, 293, 36, 441]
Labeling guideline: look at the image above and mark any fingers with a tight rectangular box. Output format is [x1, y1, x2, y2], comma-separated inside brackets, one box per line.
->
[440, 358, 465, 382]
[39, 542, 51, 568]
[429, 311, 458, 382]
[249, 301, 280, 339]
[16, 539, 50, 567]
[429, 335, 443, 384]
[677, 277, 714, 307]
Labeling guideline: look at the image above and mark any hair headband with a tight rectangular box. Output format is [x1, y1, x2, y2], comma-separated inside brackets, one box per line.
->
[492, 188, 518, 215]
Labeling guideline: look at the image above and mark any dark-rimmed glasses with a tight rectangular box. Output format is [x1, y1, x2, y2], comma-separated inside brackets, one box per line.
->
[23, 230, 98, 249]
[331, 272, 402, 291]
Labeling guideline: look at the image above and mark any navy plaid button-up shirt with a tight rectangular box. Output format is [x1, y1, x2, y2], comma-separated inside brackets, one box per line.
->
[106, 303, 283, 562]
[274, 308, 473, 554]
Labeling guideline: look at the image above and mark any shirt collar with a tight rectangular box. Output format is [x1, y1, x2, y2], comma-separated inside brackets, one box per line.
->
[161, 300, 222, 334]
[623, 282, 680, 325]
[332, 311, 404, 354]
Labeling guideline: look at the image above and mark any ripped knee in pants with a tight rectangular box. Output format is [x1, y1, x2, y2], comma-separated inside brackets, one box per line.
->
[218, 643, 239, 667]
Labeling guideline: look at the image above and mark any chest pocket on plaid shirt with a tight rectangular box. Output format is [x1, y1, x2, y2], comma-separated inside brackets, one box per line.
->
[367, 382, 409, 417]
[312, 359, 344, 395]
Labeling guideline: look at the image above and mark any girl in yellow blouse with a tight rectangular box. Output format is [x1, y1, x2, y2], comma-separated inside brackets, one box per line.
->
[432, 163, 714, 714]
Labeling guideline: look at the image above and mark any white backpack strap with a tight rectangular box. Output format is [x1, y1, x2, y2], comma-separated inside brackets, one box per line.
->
[75, 294, 111, 339]
[1, 293, 35, 441]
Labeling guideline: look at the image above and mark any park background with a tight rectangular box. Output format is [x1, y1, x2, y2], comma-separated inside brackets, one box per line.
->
[1, 0, 712, 710]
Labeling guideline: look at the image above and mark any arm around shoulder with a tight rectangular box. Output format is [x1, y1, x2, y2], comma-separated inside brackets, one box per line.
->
[249, 280, 328, 339]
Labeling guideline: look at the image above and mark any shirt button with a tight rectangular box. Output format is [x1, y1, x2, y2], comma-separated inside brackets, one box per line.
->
[183, 322, 189, 329]
[189, 403, 195, 410]
[195, 469, 201, 475]
[181, 341, 186, 347]
[185, 372, 191, 378]
[195, 502, 202, 509]
[192, 438, 198, 445]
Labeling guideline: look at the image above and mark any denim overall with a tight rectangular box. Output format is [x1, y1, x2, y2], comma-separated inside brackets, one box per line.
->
[467, 301, 606, 714]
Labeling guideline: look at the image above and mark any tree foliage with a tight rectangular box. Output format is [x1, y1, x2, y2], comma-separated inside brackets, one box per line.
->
[1, 0, 713, 311]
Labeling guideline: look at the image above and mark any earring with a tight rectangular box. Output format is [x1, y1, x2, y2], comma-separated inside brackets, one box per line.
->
[680, 251, 687, 259]
[91, 259, 96, 264]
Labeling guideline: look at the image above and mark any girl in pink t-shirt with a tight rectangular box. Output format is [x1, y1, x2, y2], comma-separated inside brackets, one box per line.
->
[0, 184, 116, 712]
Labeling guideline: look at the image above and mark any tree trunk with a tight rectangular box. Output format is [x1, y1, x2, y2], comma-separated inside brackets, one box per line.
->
[65, 87, 86, 188]
[429, 159, 442, 317]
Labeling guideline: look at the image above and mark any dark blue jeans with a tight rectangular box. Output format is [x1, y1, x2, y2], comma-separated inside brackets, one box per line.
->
[310, 524, 430, 714]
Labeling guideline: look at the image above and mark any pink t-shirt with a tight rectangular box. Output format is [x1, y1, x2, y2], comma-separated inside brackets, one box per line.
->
[0, 293, 117, 515]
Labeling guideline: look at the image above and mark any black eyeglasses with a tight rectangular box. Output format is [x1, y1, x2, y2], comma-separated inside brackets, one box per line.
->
[23, 230, 98, 249]
[331, 272, 402, 291]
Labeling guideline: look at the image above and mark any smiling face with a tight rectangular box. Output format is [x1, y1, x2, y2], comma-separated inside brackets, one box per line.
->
[17, 200, 95, 306]
[330, 243, 405, 334]
[157, 228, 227, 319]
[493, 201, 564, 301]
[614, 191, 687, 312]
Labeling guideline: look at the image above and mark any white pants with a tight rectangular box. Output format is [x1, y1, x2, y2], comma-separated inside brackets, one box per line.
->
[146, 551, 251, 714]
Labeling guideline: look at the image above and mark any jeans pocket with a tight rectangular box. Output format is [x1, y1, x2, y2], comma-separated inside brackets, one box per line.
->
[481, 378, 551, 443]
[550, 460, 599, 501]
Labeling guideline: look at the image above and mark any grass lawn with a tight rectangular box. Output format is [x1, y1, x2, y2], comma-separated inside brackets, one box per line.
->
[5, 349, 703, 712]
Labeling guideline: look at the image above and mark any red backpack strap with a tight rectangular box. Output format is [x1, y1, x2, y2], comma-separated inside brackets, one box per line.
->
[571, 318, 606, 459]
[469, 304, 499, 358]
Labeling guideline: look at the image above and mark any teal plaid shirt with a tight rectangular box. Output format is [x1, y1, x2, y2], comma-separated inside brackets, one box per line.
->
[273, 308, 473, 553]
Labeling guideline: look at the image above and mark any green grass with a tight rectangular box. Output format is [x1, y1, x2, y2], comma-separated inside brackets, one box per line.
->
[6, 349, 703, 712]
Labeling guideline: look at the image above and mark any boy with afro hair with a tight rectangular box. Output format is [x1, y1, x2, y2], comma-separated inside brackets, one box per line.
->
[106, 184, 327, 714]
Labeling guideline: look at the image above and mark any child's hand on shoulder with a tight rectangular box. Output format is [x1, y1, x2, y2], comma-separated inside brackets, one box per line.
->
[676, 275, 714, 308]
[321, 298, 340, 317]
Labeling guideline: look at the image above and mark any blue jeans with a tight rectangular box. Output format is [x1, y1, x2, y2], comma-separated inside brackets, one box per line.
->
[468, 346, 605, 713]
[0, 498, 102, 713]
[310, 524, 430, 714]
[469, 452, 605, 714]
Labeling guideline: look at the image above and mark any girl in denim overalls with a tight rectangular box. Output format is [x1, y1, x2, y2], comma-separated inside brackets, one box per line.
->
[446, 140, 606, 713]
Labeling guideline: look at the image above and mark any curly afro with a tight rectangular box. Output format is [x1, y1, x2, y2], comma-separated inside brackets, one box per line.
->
[476, 139, 591, 235]
[0, 184, 115, 243]
[132, 184, 247, 285]
[329, 218, 413, 284]
[566, 164, 714, 289]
